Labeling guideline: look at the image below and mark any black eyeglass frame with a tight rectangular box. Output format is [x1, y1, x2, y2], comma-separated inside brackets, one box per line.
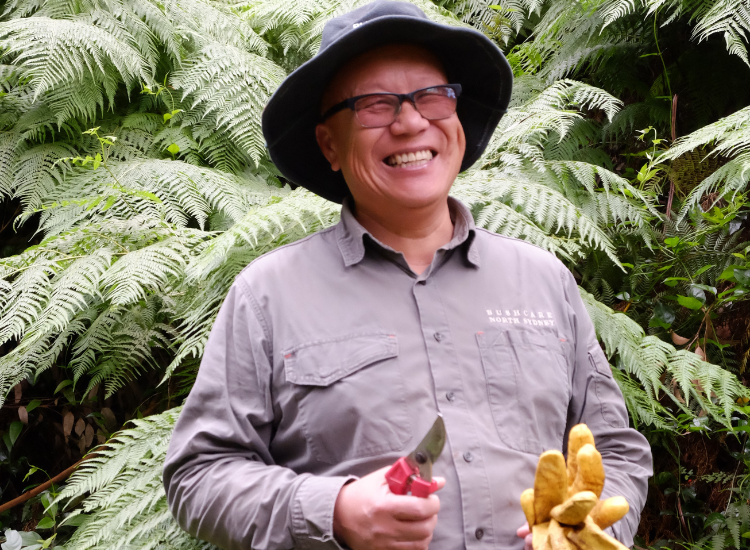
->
[320, 83, 463, 127]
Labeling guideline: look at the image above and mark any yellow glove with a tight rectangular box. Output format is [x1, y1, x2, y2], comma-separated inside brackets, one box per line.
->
[519, 424, 630, 550]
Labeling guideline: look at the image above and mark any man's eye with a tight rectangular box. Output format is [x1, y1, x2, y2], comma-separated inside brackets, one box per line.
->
[357, 97, 394, 111]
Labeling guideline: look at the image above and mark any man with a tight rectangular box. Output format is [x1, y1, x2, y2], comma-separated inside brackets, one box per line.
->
[163, 3, 653, 550]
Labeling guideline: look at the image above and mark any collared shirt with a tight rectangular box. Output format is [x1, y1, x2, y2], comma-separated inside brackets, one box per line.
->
[163, 197, 652, 550]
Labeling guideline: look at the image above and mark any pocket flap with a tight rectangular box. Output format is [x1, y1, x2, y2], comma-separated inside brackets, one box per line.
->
[284, 332, 398, 386]
[480, 327, 563, 353]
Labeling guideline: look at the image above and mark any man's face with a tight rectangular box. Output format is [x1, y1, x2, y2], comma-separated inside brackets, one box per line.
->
[315, 45, 466, 212]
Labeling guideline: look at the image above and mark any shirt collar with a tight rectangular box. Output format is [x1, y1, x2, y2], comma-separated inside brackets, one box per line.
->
[335, 196, 480, 268]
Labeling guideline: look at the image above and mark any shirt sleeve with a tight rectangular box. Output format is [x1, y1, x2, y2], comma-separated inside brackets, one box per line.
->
[163, 279, 355, 550]
[561, 267, 653, 547]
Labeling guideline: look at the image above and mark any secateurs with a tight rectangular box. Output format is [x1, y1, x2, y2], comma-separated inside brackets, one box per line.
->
[385, 414, 446, 498]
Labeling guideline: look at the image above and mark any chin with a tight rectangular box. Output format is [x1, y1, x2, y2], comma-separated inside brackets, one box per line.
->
[383, 181, 452, 208]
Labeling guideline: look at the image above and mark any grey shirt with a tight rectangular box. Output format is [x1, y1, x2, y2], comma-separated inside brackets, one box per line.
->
[164, 197, 652, 550]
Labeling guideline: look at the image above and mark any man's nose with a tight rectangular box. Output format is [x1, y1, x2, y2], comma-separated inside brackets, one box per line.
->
[390, 100, 430, 134]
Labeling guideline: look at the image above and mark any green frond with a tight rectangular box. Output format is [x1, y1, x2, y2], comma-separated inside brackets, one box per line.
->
[0, 17, 149, 122]
[662, 105, 750, 161]
[184, 188, 338, 281]
[11, 142, 77, 210]
[600, 0, 642, 28]
[611, 368, 673, 430]
[172, 42, 286, 164]
[648, 0, 750, 65]
[71, 298, 175, 397]
[678, 152, 750, 213]
[454, 169, 623, 266]
[33, 159, 275, 234]
[0, 219, 206, 403]
[472, 199, 585, 261]
[176, 0, 268, 54]
[657, 106, 750, 219]
[580, 288, 749, 425]
[54, 408, 212, 550]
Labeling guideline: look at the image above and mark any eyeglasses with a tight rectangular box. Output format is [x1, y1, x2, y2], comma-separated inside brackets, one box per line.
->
[320, 84, 462, 128]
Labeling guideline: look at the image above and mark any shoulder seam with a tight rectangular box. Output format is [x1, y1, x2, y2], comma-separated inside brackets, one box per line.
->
[237, 225, 338, 278]
[234, 277, 272, 344]
[474, 227, 558, 258]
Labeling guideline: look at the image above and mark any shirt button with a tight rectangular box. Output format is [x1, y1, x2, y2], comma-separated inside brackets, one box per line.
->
[475, 528, 484, 540]
[434, 332, 443, 342]
[446, 391, 456, 402]
[463, 451, 473, 462]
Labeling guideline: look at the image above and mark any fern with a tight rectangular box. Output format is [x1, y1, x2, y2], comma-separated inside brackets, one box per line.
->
[0, 17, 149, 123]
[54, 408, 213, 550]
[580, 288, 749, 426]
[647, 0, 750, 65]
[657, 106, 750, 218]
[172, 42, 287, 165]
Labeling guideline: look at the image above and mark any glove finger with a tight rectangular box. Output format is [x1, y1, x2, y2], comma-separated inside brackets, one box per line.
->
[550, 491, 598, 526]
[534, 451, 567, 523]
[566, 425, 594, 487]
[590, 496, 629, 529]
[569, 444, 604, 498]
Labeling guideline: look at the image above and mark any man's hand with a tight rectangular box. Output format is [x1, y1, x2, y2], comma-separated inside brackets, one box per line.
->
[517, 522, 533, 550]
[333, 466, 445, 550]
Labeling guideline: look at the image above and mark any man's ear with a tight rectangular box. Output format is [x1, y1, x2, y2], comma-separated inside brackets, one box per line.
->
[315, 123, 341, 172]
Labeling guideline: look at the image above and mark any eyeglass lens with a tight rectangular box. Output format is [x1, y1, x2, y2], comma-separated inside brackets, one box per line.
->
[354, 87, 458, 128]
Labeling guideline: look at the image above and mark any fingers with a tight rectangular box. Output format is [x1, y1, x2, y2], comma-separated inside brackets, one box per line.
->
[391, 534, 435, 550]
[525, 532, 534, 550]
[533, 451, 567, 523]
[517, 522, 531, 538]
[433, 476, 446, 491]
[389, 492, 441, 521]
[384, 514, 438, 542]
[569, 445, 604, 498]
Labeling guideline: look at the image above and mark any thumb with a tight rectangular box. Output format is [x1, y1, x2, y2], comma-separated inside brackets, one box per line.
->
[433, 476, 446, 491]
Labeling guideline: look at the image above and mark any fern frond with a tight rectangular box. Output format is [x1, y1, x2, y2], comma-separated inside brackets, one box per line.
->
[657, 106, 750, 218]
[32, 159, 274, 234]
[0, 17, 149, 122]
[580, 288, 748, 425]
[54, 408, 213, 550]
[172, 42, 286, 164]
[454, 169, 623, 266]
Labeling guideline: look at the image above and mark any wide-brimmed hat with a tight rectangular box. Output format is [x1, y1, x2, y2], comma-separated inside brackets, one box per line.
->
[261, 0, 513, 204]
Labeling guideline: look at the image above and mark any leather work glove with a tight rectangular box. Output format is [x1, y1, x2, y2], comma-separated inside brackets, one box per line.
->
[520, 424, 631, 550]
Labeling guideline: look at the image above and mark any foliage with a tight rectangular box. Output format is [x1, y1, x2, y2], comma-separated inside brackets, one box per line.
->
[0, 0, 749, 547]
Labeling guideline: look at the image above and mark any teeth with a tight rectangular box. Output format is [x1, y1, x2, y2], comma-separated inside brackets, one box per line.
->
[386, 149, 434, 167]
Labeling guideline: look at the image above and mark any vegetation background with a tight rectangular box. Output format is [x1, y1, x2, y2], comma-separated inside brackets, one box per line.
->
[0, 0, 750, 547]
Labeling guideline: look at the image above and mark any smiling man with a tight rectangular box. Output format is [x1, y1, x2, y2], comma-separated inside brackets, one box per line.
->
[163, 3, 652, 550]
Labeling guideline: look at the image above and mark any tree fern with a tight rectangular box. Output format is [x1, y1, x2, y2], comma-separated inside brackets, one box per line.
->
[657, 106, 750, 218]
[54, 408, 213, 550]
[172, 42, 286, 165]
[1, 0, 749, 545]
[0, 17, 149, 123]
[647, 0, 750, 65]
[580, 288, 748, 426]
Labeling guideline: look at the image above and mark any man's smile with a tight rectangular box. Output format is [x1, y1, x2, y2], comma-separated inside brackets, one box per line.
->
[384, 148, 436, 168]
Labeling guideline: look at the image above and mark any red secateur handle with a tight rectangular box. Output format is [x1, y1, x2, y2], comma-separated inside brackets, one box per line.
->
[385, 457, 438, 498]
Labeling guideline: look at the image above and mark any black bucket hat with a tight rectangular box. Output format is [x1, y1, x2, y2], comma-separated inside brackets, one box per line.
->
[261, 0, 513, 204]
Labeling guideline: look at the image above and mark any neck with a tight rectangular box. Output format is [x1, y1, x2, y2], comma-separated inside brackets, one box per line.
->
[352, 198, 454, 275]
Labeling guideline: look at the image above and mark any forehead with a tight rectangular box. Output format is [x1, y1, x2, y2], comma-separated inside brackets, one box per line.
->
[322, 44, 448, 105]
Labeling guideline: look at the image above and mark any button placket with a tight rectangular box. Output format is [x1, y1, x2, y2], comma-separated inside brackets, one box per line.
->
[412, 274, 494, 550]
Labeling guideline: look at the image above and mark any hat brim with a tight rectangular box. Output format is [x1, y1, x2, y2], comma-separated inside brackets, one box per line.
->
[262, 16, 513, 204]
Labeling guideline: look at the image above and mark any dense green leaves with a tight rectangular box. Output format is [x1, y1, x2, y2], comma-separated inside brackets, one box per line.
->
[0, 0, 749, 547]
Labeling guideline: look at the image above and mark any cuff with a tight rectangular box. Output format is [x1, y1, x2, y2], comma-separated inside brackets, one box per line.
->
[291, 474, 358, 550]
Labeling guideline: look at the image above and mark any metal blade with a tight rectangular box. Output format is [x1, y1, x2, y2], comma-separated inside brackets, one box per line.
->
[406, 414, 446, 482]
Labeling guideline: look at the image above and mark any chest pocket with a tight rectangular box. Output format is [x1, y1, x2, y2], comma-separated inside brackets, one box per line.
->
[477, 328, 570, 455]
[284, 332, 411, 464]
